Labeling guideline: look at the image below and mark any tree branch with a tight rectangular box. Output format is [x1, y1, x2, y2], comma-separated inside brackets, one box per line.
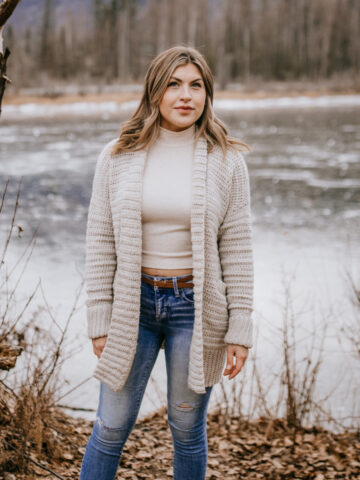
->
[0, 0, 21, 28]
[0, 0, 21, 115]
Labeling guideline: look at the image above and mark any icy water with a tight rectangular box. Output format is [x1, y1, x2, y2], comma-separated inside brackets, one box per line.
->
[1, 97, 359, 428]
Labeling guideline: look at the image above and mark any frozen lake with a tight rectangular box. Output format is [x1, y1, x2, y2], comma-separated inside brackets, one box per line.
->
[1, 96, 359, 428]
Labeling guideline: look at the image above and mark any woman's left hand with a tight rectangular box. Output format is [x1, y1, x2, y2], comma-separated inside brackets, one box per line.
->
[223, 344, 249, 380]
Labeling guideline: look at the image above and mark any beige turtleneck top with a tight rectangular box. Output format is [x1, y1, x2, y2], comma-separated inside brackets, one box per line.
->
[141, 124, 195, 269]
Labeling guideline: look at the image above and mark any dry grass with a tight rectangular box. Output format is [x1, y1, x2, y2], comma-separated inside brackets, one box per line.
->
[0, 178, 84, 477]
[213, 268, 359, 436]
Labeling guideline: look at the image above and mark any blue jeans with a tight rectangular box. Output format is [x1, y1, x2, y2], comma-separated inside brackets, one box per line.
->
[79, 273, 213, 480]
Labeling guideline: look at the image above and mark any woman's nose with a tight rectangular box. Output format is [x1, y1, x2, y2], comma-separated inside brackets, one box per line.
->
[179, 85, 192, 100]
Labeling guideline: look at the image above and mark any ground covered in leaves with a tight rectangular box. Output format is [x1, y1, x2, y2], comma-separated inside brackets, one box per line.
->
[1, 406, 359, 480]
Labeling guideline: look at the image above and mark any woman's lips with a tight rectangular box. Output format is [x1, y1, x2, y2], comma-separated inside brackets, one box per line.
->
[175, 107, 194, 112]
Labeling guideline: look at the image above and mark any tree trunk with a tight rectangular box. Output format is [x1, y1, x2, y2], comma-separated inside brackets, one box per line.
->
[0, 45, 10, 116]
[0, 0, 22, 116]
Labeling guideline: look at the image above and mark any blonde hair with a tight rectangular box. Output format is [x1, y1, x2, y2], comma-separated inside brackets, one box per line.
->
[111, 45, 250, 160]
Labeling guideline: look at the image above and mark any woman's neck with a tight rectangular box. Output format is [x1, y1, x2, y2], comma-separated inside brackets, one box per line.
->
[158, 124, 196, 146]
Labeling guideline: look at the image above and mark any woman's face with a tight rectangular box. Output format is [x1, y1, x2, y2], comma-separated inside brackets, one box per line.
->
[159, 63, 206, 132]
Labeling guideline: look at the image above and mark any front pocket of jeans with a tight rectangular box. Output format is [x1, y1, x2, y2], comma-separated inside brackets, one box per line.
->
[180, 287, 194, 304]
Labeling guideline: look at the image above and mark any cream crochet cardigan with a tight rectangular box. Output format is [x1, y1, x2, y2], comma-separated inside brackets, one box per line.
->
[85, 134, 254, 394]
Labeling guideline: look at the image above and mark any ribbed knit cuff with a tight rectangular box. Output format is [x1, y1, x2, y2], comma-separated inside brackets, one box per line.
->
[224, 312, 253, 348]
[87, 304, 112, 339]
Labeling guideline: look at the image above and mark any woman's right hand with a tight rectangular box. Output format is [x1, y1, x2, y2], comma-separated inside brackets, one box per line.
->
[92, 336, 107, 358]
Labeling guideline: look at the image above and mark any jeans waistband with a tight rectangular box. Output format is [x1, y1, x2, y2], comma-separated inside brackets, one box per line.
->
[141, 272, 193, 283]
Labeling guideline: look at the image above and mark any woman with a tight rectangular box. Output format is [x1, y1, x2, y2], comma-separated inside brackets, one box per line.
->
[80, 45, 254, 480]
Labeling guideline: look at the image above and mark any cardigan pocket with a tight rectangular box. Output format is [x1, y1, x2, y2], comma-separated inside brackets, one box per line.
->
[217, 278, 226, 296]
[202, 278, 228, 345]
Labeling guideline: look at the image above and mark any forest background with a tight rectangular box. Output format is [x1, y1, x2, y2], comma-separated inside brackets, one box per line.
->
[4, 0, 360, 94]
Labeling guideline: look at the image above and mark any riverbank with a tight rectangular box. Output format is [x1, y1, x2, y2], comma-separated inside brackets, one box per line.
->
[2, 406, 359, 479]
[3, 78, 359, 106]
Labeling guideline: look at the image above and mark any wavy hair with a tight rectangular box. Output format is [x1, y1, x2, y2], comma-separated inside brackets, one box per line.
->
[111, 45, 250, 160]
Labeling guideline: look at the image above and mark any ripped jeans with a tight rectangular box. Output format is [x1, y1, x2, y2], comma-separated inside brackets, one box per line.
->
[79, 273, 213, 480]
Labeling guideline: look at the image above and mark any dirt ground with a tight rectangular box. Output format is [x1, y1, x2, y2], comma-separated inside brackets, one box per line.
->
[1, 406, 359, 480]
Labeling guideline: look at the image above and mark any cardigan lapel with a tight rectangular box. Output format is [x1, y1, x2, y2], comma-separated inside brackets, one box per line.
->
[188, 136, 208, 393]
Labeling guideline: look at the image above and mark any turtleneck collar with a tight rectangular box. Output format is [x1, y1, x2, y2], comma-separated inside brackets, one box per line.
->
[158, 124, 196, 146]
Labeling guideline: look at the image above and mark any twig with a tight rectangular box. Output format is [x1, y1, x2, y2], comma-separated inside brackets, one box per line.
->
[0, 176, 22, 270]
[3, 438, 65, 480]
[0, 178, 9, 214]
[57, 404, 96, 412]
[52, 375, 93, 405]
[37, 278, 85, 397]
[0, 222, 39, 290]
[24, 454, 65, 480]
[0, 377, 18, 397]
[0, 278, 41, 340]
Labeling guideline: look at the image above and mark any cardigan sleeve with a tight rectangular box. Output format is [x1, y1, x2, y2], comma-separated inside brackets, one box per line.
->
[218, 152, 254, 348]
[85, 141, 117, 339]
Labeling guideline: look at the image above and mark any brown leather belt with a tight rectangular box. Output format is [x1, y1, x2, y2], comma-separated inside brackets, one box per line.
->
[142, 274, 194, 289]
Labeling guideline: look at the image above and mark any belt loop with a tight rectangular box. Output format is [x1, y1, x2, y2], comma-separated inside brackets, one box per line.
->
[173, 276, 179, 297]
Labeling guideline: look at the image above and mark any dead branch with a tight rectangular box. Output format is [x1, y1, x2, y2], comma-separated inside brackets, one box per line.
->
[0, 45, 10, 115]
[0, 0, 21, 27]
[0, 179, 9, 214]
[0, 1, 22, 116]
[0, 177, 23, 272]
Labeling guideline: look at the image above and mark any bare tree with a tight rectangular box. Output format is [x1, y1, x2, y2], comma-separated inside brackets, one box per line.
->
[39, 0, 54, 72]
[3, 0, 360, 90]
[0, 0, 21, 115]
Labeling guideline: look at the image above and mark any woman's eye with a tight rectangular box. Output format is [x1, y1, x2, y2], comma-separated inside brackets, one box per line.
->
[167, 81, 202, 88]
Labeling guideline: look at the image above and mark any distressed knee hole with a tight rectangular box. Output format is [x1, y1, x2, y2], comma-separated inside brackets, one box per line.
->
[95, 415, 129, 443]
[177, 402, 193, 410]
[96, 416, 122, 432]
